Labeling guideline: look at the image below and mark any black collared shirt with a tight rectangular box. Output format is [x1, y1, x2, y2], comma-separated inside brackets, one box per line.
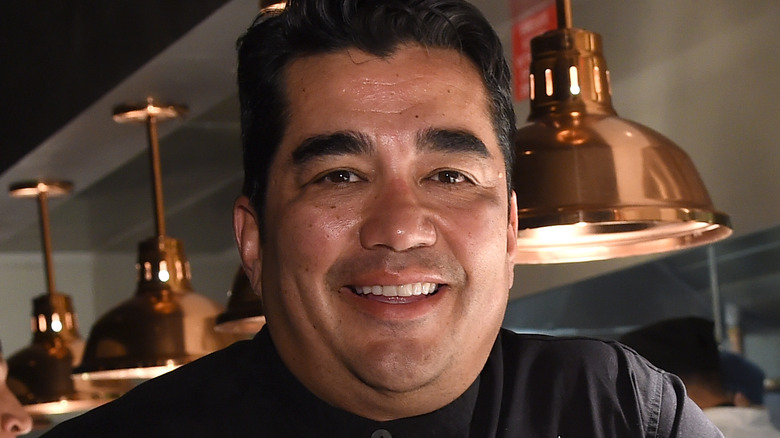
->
[44, 328, 722, 437]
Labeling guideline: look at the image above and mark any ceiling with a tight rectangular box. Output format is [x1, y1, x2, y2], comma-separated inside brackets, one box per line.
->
[0, 0, 243, 253]
[1, 0, 779, 307]
[0, 0, 518, 255]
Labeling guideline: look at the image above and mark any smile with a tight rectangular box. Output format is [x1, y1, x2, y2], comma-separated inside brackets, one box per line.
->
[352, 283, 440, 297]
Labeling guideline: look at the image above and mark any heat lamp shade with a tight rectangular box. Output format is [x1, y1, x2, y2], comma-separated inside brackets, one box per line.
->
[75, 236, 234, 380]
[513, 112, 732, 263]
[512, 24, 731, 264]
[215, 267, 265, 335]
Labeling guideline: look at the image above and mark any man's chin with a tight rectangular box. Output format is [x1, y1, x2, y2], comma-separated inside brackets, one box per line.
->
[352, 343, 448, 394]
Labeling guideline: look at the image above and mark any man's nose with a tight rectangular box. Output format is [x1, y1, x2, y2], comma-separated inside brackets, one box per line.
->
[359, 180, 436, 252]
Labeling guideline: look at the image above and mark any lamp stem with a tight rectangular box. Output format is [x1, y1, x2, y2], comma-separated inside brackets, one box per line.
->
[556, 0, 572, 29]
[708, 245, 724, 344]
[145, 115, 167, 237]
[36, 190, 57, 295]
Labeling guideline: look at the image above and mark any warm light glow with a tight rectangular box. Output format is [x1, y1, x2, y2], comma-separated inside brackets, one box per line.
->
[529, 73, 536, 101]
[51, 314, 63, 332]
[516, 217, 732, 264]
[262, 2, 286, 12]
[569, 66, 580, 95]
[37, 314, 47, 332]
[544, 68, 553, 96]
[78, 363, 180, 381]
[23, 398, 113, 416]
[158, 261, 170, 282]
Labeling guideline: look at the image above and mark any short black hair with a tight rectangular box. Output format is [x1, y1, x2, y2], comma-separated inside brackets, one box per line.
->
[236, 0, 515, 236]
[619, 317, 721, 381]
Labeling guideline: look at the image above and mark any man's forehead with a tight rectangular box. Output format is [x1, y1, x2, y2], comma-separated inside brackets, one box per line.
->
[283, 45, 482, 105]
[282, 46, 492, 132]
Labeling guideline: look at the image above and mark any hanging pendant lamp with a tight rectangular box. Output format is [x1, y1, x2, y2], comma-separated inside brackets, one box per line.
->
[5, 181, 113, 417]
[512, 0, 732, 264]
[76, 99, 235, 380]
[214, 267, 265, 336]
[258, 0, 285, 12]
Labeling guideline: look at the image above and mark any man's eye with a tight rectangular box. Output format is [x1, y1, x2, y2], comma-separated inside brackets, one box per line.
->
[320, 169, 360, 183]
[431, 170, 468, 184]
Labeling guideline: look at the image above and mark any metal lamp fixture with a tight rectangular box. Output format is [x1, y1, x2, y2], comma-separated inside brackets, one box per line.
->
[214, 267, 265, 336]
[5, 181, 111, 416]
[76, 98, 235, 380]
[512, 0, 732, 264]
[258, 0, 285, 12]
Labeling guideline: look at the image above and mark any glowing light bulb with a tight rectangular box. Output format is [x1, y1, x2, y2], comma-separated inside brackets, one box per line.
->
[51, 314, 63, 332]
[158, 261, 170, 282]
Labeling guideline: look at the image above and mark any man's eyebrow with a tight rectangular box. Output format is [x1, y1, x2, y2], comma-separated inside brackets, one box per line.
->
[417, 128, 491, 157]
[291, 131, 373, 165]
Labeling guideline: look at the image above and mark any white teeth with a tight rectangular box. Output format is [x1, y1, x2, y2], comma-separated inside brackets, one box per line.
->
[357, 282, 437, 297]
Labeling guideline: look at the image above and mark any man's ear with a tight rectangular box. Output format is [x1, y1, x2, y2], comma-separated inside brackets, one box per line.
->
[233, 196, 262, 289]
[507, 190, 518, 262]
[506, 190, 518, 287]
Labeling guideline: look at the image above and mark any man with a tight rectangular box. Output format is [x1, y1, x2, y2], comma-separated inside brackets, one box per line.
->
[707, 351, 780, 437]
[619, 317, 730, 408]
[620, 317, 780, 437]
[44, 0, 721, 436]
[0, 340, 33, 437]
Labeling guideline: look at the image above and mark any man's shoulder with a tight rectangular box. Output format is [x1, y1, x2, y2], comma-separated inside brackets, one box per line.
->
[43, 336, 269, 437]
[496, 328, 668, 391]
[489, 329, 723, 437]
[497, 328, 641, 367]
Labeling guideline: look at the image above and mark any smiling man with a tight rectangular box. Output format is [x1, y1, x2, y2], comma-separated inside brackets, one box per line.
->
[232, 44, 516, 421]
[43, 0, 722, 436]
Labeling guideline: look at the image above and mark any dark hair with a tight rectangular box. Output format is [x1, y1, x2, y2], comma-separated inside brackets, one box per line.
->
[619, 317, 721, 379]
[237, 0, 515, 235]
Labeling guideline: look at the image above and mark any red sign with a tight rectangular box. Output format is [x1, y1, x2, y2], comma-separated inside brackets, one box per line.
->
[510, 0, 557, 101]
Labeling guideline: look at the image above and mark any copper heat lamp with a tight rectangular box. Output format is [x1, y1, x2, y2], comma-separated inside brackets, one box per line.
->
[512, 0, 732, 263]
[5, 181, 113, 417]
[75, 99, 235, 380]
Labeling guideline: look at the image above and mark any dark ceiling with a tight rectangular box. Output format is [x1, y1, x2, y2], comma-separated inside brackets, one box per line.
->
[0, 0, 230, 175]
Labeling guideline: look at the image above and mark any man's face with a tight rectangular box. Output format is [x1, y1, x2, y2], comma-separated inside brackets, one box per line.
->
[0, 355, 33, 436]
[235, 44, 517, 419]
